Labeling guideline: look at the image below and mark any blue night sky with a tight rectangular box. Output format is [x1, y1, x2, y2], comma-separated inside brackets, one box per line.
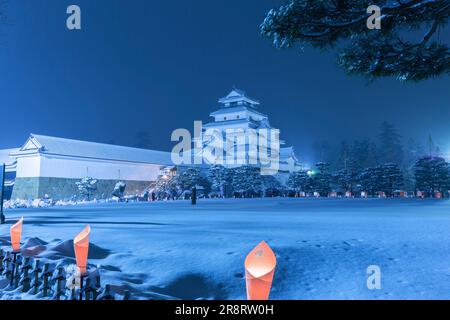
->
[0, 0, 449, 164]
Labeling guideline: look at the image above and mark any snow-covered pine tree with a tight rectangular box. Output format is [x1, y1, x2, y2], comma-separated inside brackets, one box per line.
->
[154, 175, 177, 200]
[357, 167, 381, 196]
[333, 168, 358, 195]
[174, 167, 210, 196]
[230, 166, 263, 198]
[312, 162, 332, 196]
[378, 163, 404, 196]
[287, 171, 310, 194]
[262, 175, 283, 197]
[207, 165, 230, 198]
[261, 0, 450, 82]
[76, 177, 98, 201]
[414, 156, 450, 197]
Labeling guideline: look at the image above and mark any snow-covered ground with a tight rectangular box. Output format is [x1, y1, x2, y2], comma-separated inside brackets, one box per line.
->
[1, 198, 450, 300]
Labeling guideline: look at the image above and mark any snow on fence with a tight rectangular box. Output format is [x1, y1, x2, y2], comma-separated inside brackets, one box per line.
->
[1, 219, 129, 300]
[0, 248, 129, 300]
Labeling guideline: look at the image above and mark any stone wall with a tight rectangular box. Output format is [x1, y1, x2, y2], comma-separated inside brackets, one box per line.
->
[12, 177, 151, 200]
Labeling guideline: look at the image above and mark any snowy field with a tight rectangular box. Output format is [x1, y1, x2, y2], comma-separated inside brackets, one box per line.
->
[1, 198, 450, 300]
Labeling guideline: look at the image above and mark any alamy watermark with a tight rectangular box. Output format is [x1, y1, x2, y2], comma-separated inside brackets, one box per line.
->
[367, 5, 382, 30]
[67, 5, 81, 30]
[65, 4, 380, 31]
[367, 265, 382, 290]
[171, 121, 280, 175]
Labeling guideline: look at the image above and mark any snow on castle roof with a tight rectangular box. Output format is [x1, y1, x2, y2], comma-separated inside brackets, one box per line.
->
[218, 89, 260, 106]
[280, 147, 300, 162]
[11, 134, 174, 166]
[210, 105, 267, 118]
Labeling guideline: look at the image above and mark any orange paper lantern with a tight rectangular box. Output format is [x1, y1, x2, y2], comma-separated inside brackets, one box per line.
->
[245, 241, 277, 300]
[74, 225, 90, 275]
[10, 217, 24, 252]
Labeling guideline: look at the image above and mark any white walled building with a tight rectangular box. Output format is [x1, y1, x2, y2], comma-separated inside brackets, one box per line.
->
[9, 134, 173, 200]
[4, 90, 302, 200]
[201, 89, 303, 175]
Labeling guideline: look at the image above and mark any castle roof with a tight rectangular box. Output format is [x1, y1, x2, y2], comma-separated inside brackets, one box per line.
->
[203, 118, 261, 129]
[280, 146, 300, 163]
[210, 105, 267, 118]
[218, 89, 260, 106]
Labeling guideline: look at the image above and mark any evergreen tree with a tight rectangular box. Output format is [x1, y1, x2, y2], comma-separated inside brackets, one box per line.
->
[287, 171, 310, 193]
[414, 156, 450, 197]
[174, 168, 210, 195]
[379, 122, 403, 166]
[357, 167, 380, 195]
[207, 165, 230, 197]
[154, 175, 177, 199]
[334, 168, 358, 194]
[357, 164, 403, 196]
[230, 166, 263, 197]
[312, 162, 332, 196]
[262, 175, 283, 197]
[378, 163, 404, 196]
[261, 0, 450, 82]
[76, 177, 98, 201]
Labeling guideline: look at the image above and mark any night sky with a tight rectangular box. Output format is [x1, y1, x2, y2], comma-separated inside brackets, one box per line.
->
[0, 0, 449, 165]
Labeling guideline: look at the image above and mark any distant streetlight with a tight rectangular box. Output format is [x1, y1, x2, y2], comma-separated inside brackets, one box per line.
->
[10, 217, 24, 286]
[74, 225, 90, 300]
[307, 170, 315, 177]
[244, 241, 277, 300]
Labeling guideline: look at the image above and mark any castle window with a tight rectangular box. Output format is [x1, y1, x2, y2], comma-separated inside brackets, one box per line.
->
[237, 115, 240, 119]
[224, 117, 227, 120]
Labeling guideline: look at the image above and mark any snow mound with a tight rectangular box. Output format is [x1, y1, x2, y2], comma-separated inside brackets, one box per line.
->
[23, 237, 48, 248]
[21, 237, 49, 257]
[44, 239, 111, 260]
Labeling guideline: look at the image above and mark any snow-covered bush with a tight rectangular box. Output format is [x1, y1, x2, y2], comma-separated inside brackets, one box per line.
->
[230, 166, 262, 198]
[173, 168, 210, 198]
[287, 171, 311, 194]
[207, 165, 230, 198]
[76, 177, 98, 201]
[112, 181, 127, 199]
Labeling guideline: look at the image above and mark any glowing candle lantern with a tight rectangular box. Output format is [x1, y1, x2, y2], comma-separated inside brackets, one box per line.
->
[10, 217, 24, 252]
[74, 225, 90, 275]
[245, 241, 277, 300]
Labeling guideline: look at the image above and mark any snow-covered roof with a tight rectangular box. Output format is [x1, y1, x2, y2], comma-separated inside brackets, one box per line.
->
[0, 148, 18, 165]
[210, 106, 267, 118]
[280, 147, 300, 163]
[11, 134, 174, 166]
[203, 118, 260, 129]
[218, 89, 260, 106]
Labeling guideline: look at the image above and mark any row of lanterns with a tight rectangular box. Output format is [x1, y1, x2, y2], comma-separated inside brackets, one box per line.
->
[8, 217, 276, 300]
